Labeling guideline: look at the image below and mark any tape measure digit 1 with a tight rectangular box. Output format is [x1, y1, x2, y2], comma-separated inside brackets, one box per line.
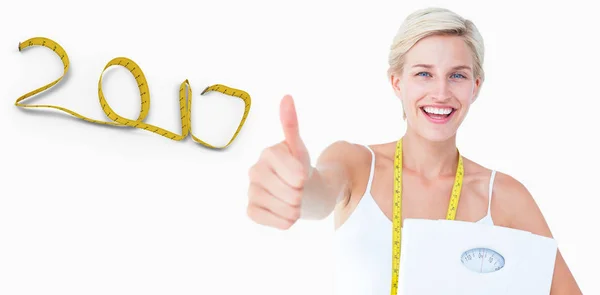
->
[15, 37, 251, 149]
[390, 138, 464, 295]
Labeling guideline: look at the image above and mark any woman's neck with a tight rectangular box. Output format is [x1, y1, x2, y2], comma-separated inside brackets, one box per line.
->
[400, 128, 459, 179]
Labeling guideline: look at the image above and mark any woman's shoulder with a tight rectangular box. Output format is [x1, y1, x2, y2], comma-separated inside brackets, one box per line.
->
[318, 140, 382, 163]
[319, 140, 397, 165]
[316, 140, 389, 180]
[317, 140, 380, 171]
[464, 157, 550, 234]
[463, 157, 528, 193]
[493, 171, 548, 232]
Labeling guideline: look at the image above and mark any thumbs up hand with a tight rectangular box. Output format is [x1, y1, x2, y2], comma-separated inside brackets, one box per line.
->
[247, 95, 312, 230]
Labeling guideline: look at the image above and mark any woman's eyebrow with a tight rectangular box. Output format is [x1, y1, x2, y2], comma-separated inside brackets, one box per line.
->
[411, 64, 472, 71]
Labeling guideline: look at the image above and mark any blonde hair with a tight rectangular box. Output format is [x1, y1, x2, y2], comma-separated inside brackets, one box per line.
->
[387, 7, 485, 83]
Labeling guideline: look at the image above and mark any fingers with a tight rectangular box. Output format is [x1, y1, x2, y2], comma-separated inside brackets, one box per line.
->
[247, 150, 305, 230]
[247, 205, 296, 230]
[258, 144, 306, 189]
[248, 160, 303, 206]
[247, 182, 301, 224]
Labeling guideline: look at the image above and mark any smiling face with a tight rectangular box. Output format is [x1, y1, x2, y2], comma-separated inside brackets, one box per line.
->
[391, 34, 482, 142]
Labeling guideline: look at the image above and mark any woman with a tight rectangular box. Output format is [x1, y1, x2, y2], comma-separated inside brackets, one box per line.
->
[246, 7, 582, 295]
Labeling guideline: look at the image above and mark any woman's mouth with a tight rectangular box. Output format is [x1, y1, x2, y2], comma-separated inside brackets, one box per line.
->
[420, 106, 456, 124]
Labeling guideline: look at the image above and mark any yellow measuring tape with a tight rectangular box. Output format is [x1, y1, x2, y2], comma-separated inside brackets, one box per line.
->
[390, 138, 464, 295]
[15, 37, 252, 149]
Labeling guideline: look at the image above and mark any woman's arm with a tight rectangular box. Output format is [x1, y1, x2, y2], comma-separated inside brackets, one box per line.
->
[299, 140, 362, 220]
[496, 173, 582, 295]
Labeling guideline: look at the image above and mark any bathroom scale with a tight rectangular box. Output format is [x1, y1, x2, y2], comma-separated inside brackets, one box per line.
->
[397, 218, 558, 295]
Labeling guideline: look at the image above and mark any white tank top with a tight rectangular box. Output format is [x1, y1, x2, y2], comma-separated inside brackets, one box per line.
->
[334, 145, 497, 295]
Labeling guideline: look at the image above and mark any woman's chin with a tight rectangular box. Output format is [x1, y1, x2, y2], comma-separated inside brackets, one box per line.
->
[407, 115, 461, 142]
[415, 128, 458, 143]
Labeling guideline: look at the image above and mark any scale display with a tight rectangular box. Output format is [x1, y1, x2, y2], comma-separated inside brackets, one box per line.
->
[460, 247, 505, 273]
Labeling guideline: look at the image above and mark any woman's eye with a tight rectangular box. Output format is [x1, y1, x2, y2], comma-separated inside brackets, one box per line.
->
[416, 72, 466, 79]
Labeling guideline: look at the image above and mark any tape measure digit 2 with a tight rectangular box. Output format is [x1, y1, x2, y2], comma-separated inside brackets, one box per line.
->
[390, 138, 464, 295]
[15, 37, 251, 149]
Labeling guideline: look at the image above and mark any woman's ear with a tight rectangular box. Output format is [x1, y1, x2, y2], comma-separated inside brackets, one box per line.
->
[390, 73, 402, 95]
[391, 73, 407, 120]
[471, 77, 482, 103]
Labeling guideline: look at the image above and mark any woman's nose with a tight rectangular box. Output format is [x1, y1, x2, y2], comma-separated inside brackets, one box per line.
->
[432, 79, 452, 102]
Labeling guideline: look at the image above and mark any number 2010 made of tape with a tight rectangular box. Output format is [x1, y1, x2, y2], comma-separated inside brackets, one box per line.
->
[15, 37, 252, 150]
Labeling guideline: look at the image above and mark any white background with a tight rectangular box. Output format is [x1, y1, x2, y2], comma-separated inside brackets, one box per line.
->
[1, 0, 598, 294]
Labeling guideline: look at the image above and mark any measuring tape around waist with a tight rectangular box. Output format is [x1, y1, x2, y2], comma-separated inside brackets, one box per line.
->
[390, 138, 464, 295]
[15, 37, 252, 149]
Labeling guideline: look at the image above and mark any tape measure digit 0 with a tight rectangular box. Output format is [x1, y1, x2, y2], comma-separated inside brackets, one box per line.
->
[16, 37, 251, 149]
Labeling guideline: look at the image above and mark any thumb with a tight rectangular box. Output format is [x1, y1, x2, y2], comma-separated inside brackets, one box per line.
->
[279, 94, 305, 158]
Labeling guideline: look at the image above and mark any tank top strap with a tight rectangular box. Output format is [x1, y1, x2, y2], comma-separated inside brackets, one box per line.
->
[487, 170, 497, 214]
[363, 145, 376, 195]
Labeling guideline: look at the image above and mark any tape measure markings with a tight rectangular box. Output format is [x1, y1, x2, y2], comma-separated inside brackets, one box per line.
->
[390, 138, 464, 294]
[16, 37, 251, 149]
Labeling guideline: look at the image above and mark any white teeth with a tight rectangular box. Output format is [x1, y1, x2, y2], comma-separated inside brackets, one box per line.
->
[423, 106, 453, 115]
